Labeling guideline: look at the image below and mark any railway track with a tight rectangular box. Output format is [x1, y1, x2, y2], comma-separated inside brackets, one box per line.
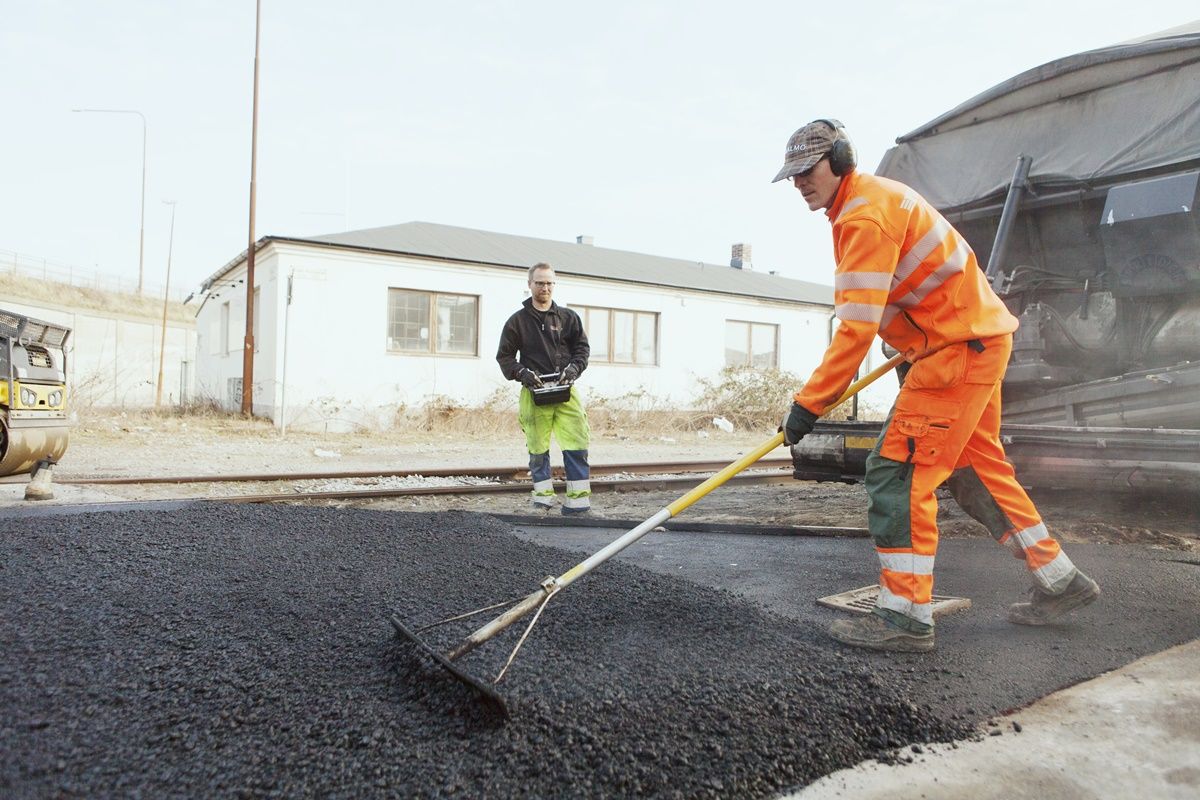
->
[0, 456, 871, 537]
[4, 457, 798, 505]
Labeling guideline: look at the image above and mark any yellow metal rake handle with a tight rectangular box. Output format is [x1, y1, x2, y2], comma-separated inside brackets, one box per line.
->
[442, 351, 905, 664]
[666, 352, 905, 516]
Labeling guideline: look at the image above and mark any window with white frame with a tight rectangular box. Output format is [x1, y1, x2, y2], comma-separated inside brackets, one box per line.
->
[725, 320, 779, 368]
[387, 288, 479, 355]
[573, 305, 658, 365]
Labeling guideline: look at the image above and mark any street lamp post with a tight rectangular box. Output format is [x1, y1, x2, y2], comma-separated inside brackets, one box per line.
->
[156, 200, 177, 407]
[72, 108, 147, 295]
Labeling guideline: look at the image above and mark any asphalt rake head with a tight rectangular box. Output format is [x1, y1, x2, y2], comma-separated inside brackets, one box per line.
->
[390, 614, 510, 719]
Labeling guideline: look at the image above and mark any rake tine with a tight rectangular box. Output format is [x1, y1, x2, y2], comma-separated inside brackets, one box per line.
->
[415, 594, 530, 633]
[390, 355, 904, 716]
[494, 587, 557, 685]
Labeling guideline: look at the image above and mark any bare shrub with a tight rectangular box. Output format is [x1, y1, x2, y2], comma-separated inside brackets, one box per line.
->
[693, 366, 806, 431]
[65, 368, 108, 417]
[394, 392, 516, 436]
[584, 387, 683, 434]
[170, 395, 234, 419]
[692, 366, 884, 430]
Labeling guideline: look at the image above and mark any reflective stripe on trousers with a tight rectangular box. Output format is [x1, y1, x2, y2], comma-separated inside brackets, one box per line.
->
[521, 388, 590, 508]
[865, 334, 1077, 632]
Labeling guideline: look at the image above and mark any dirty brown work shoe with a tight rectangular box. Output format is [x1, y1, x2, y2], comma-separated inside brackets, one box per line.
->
[1007, 571, 1100, 626]
[828, 614, 935, 653]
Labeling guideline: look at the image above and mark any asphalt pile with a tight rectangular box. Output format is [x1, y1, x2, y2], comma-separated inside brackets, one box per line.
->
[1, 505, 974, 798]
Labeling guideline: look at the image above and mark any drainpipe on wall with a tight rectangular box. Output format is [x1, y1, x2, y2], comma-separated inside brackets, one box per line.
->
[280, 270, 294, 436]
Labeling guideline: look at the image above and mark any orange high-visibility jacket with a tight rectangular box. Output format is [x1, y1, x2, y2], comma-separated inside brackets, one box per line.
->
[795, 171, 1018, 415]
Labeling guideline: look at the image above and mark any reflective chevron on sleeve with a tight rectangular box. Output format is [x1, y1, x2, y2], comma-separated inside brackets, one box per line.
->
[835, 196, 870, 221]
[835, 271, 893, 291]
[894, 215, 953, 284]
[835, 302, 885, 323]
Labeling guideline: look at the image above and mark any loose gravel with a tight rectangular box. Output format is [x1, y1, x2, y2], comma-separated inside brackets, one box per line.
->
[2, 505, 975, 798]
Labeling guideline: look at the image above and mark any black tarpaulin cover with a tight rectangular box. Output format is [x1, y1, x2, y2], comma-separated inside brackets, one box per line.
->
[876, 21, 1200, 211]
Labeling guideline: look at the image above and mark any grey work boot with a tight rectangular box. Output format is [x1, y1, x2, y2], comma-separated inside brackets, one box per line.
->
[1007, 571, 1100, 626]
[828, 613, 935, 653]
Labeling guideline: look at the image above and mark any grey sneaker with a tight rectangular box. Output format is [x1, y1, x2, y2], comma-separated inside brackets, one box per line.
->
[1007, 571, 1099, 626]
[829, 613, 935, 653]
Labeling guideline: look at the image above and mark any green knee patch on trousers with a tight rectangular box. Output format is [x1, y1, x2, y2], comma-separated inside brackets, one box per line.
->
[945, 466, 1013, 541]
[865, 450, 913, 549]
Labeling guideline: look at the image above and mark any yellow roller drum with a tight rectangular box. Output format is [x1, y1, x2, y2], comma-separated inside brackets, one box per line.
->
[0, 418, 69, 477]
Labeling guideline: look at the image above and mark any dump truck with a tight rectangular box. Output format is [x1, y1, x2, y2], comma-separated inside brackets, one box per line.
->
[792, 22, 1200, 492]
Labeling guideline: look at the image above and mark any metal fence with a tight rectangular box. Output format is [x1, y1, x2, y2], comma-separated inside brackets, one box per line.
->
[0, 249, 189, 302]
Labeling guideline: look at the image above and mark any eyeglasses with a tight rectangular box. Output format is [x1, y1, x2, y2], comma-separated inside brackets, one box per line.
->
[795, 154, 828, 179]
[531, 281, 555, 288]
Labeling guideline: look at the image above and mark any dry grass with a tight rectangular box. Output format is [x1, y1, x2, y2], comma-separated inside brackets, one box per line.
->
[0, 273, 192, 323]
[72, 367, 885, 442]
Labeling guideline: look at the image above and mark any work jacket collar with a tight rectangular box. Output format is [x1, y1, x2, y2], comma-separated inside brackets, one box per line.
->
[825, 169, 859, 223]
[523, 296, 558, 315]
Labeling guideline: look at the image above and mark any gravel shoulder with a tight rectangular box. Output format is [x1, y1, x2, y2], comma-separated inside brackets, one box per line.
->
[24, 413, 1200, 552]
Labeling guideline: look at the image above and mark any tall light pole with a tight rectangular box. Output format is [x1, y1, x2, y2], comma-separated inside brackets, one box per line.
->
[71, 108, 147, 295]
[241, 0, 262, 415]
[156, 200, 177, 407]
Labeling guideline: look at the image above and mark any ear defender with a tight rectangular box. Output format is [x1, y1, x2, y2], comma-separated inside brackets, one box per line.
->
[814, 118, 857, 177]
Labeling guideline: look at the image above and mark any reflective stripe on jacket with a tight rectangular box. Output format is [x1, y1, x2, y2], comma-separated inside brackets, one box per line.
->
[795, 171, 1018, 415]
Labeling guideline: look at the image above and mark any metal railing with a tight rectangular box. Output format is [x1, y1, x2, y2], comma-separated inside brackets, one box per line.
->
[0, 249, 189, 302]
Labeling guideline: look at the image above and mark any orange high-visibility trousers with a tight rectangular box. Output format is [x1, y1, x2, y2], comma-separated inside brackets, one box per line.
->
[864, 333, 1078, 633]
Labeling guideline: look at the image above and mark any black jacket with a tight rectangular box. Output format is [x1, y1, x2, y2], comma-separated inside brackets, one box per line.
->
[496, 298, 590, 381]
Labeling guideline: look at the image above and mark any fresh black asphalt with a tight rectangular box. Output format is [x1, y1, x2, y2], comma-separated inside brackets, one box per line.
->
[512, 524, 1200, 721]
[2, 504, 1197, 798]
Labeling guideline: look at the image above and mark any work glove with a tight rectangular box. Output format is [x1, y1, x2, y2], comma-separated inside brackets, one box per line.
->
[780, 402, 819, 446]
[518, 368, 544, 389]
[560, 364, 580, 385]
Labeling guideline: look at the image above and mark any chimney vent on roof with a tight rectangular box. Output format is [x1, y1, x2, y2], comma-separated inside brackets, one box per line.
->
[576, 235, 594, 246]
[731, 243, 752, 270]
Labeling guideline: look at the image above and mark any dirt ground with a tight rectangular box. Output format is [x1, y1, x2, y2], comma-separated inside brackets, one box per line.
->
[33, 411, 1200, 552]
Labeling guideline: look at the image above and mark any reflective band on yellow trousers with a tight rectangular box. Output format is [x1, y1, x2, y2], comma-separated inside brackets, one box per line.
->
[518, 386, 591, 508]
[864, 334, 1077, 634]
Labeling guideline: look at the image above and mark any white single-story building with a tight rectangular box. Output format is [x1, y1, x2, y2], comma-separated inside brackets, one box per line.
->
[192, 222, 857, 431]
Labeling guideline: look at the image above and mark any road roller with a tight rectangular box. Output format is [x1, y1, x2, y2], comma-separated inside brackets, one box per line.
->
[0, 308, 71, 478]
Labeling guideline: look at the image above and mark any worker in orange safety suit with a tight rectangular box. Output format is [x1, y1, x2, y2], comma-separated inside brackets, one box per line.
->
[773, 119, 1099, 652]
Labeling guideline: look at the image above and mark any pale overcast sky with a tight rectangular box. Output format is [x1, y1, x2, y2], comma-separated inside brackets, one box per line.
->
[1, 1, 1196, 298]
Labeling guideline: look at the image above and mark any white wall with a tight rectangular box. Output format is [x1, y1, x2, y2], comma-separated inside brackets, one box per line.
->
[194, 242, 848, 431]
[3, 298, 196, 410]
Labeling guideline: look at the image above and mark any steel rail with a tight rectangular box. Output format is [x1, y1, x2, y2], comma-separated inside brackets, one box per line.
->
[189, 469, 797, 505]
[0, 469, 795, 509]
[22, 457, 794, 487]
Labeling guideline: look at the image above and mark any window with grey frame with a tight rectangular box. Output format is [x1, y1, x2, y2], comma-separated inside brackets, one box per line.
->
[725, 320, 778, 368]
[387, 288, 479, 355]
[572, 305, 658, 365]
